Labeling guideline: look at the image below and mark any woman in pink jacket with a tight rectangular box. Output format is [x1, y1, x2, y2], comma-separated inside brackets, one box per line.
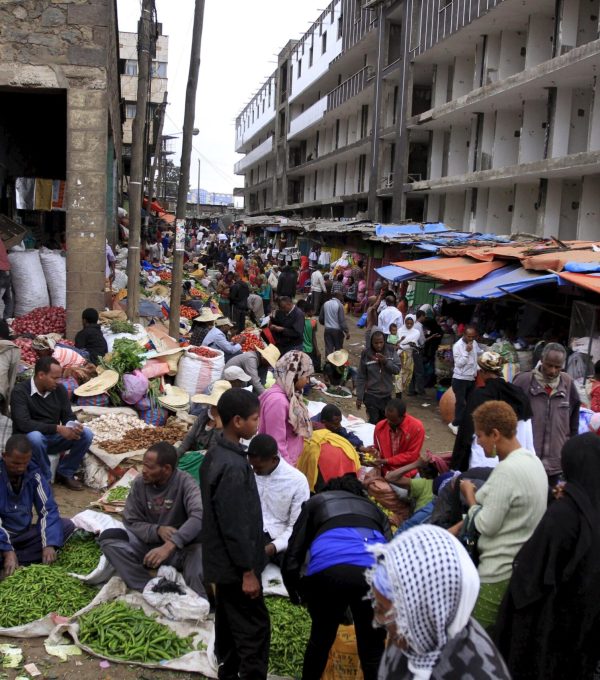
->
[258, 351, 313, 465]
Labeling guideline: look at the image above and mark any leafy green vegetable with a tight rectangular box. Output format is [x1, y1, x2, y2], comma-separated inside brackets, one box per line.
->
[102, 338, 145, 375]
[109, 320, 136, 334]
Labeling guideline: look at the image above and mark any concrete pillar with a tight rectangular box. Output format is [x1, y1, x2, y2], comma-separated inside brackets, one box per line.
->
[447, 126, 470, 176]
[492, 110, 522, 168]
[452, 54, 474, 99]
[486, 186, 514, 234]
[577, 175, 600, 239]
[498, 31, 526, 80]
[577, 0, 599, 46]
[482, 34, 501, 85]
[425, 193, 441, 222]
[557, 0, 580, 53]
[568, 88, 593, 154]
[525, 15, 555, 69]
[66, 87, 108, 337]
[443, 192, 466, 228]
[540, 178, 562, 237]
[519, 99, 547, 163]
[549, 87, 572, 158]
[589, 77, 600, 150]
[559, 179, 582, 239]
[512, 183, 539, 233]
[429, 130, 445, 179]
[432, 63, 449, 107]
[475, 187, 489, 232]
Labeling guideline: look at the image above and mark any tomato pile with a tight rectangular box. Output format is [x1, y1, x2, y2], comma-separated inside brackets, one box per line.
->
[180, 306, 197, 320]
[13, 337, 37, 365]
[12, 307, 66, 335]
[158, 271, 172, 282]
[188, 346, 218, 358]
[189, 288, 209, 300]
[231, 331, 265, 352]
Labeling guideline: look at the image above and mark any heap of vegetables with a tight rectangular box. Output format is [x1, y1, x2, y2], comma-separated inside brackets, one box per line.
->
[0, 565, 97, 627]
[78, 601, 194, 663]
[231, 331, 265, 352]
[13, 337, 37, 365]
[12, 306, 66, 335]
[105, 485, 131, 503]
[265, 597, 311, 677]
[109, 320, 137, 335]
[85, 413, 149, 443]
[99, 421, 187, 454]
[55, 533, 102, 575]
[180, 305, 197, 320]
[100, 338, 146, 405]
[188, 346, 219, 358]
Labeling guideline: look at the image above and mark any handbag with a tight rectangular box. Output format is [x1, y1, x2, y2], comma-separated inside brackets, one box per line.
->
[458, 506, 482, 566]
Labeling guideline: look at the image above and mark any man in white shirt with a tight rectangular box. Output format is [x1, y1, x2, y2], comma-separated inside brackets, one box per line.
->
[247, 434, 309, 566]
[378, 296, 404, 335]
[308, 248, 318, 265]
[310, 265, 327, 315]
[449, 325, 483, 435]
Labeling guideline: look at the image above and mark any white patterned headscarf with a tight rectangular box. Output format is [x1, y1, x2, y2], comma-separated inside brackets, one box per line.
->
[367, 525, 480, 680]
[274, 350, 314, 439]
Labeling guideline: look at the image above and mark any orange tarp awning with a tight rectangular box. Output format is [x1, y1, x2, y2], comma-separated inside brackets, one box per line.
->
[392, 257, 505, 282]
[558, 271, 600, 294]
[439, 245, 533, 261]
[522, 250, 600, 272]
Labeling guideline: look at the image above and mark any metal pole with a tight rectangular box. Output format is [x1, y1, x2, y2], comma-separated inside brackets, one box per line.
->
[169, 0, 205, 337]
[197, 158, 201, 219]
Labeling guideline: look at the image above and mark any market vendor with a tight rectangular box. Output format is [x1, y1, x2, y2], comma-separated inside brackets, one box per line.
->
[311, 404, 374, 455]
[322, 349, 357, 395]
[371, 398, 425, 475]
[179, 380, 232, 457]
[202, 317, 242, 363]
[223, 365, 252, 388]
[269, 296, 305, 355]
[223, 343, 280, 395]
[10, 357, 93, 490]
[0, 434, 75, 577]
[74, 308, 108, 365]
[99, 442, 206, 597]
[190, 307, 221, 346]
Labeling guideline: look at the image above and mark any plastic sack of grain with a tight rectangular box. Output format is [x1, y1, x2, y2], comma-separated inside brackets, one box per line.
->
[8, 250, 50, 317]
[39, 247, 67, 308]
[174, 349, 225, 398]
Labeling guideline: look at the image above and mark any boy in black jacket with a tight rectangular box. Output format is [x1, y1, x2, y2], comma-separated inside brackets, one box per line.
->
[200, 388, 269, 679]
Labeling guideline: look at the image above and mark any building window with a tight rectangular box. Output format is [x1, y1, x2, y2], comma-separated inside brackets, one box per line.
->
[151, 61, 167, 77]
[360, 104, 369, 138]
[298, 59, 302, 78]
[125, 104, 137, 119]
[125, 59, 137, 76]
[309, 45, 314, 67]
[333, 163, 338, 196]
[338, 15, 343, 39]
[313, 171, 318, 200]
[358, 154, 366, 192]
[322, 32, 327, 54]
[330, 6, 335, 23]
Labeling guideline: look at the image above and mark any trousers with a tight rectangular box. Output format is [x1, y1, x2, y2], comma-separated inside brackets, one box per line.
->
[451, 378, 476, 426]
[301, 564, 386, 680]
[0, 519, 75, 567]
[99, 529, 206, 597]
[363, 393, 390, 425]
[26, 428, 93, 482]
[214, 582, 270, 680]
[324, 328, 345, 357]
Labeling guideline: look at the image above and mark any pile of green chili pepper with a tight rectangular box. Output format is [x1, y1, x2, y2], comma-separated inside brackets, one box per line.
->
[78, 601, 194, 663]
[54, 532, 102, 574]
[265, 596, 311, 678]
[0, 565, 97, 627]
[105, 485, 130, 503]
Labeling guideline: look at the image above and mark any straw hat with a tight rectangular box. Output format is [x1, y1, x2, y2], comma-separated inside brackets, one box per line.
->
[223, 366, 251, 382]
[158, 385, 190, 411]
[478, 351, 504, 373]
[191, 380, 232, 405]
[327, 349, 349, 367]
[74, 370, 119, 397]
[216, 317, 234, 328]
[194, 308, 221, 323]
[257, 344, 280, 368]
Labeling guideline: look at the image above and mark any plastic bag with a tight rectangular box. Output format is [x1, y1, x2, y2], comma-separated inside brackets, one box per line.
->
[39, 247, 67, 308]
[322, 625, 362, 680]
[121, 370, 149, 405]
[8, 250, 50, 317]
[143, 566, 210, 622]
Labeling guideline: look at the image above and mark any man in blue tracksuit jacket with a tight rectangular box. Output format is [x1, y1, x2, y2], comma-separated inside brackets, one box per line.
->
[0, 434, 74, 577]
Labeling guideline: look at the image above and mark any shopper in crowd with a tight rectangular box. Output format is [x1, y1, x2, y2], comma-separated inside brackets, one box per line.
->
[372, 398, 425, 475]
[378, 295, 404, 335]
[258, 351, 313, 466]
[356, 331, 401, 424]
[331, 273, 346, 296]
[0, 319, 20, 416]
[256, 275, 272, 315]
[513, 342, 580, 485]
[269, 296, 305, 355]
[455, 400, 547, 632]
[311, 403, 373, 454]
[190, 308, 220, 346]
[449, 325, 483, 436]
[229, 272, 251, 333]
[224, 344, 280, 396]
[10, 357, 93, 490]
[0, 434, 75, 577]
[276, 264, 297, 299]
[319, 292, 350, 357]
[248, 434, 309, 566]
[99, 442, 205, 596]
[396, 315, 422, 396]
[201, 389, 269, 679]
[369, 525, 510, 680]
[216, 271, 234, 319]
[178, 380, 232, 458]
[202, 317, 242, 363]
[296, 299, 321, 372]
[344, 276, 358, 306]
[496, 433, 600, 680]
[283, 474, 391, 680]
[309, 264, 327, 315]
[74, 308, 108, 365]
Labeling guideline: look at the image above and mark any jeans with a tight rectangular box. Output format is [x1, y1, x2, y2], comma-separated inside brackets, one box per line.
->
[324, 328, 345, 356]
[27, 428, 93, 481]
[451, 378, 476, 426]
[395, 500, 435, 535]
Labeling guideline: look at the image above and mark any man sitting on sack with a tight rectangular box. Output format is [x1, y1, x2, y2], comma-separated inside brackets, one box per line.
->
[202, 317, 242, 363]
[0, 434, 75, 578]
[99, 441, 206, 597]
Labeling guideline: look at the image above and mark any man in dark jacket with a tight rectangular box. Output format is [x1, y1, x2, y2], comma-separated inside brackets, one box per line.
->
[229, 273, 250, 333]
[269, 296, 305, 355]
[74, 308, 108, 365]
[0, 434, 74, 577]
[200, 388, 269, 679]
[276, 265, 297, 299]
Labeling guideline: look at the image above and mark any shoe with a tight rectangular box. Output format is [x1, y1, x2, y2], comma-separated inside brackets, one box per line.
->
[448, 423, 458, 436]
[55, 474, 84, 491]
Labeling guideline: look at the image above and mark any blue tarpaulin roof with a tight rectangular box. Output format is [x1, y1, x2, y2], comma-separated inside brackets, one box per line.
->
[375, 223, 447, 238]
[431, 265, 560, 301]
[375, 264, 419, 283]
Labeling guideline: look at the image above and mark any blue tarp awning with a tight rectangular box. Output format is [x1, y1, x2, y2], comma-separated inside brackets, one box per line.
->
[375, 223, 447, 238]
[375, 264, 418, 283]
[431, 265, 560, 301]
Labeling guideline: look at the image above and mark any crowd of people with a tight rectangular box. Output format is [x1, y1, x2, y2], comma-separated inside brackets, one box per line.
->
[1, 226, 599, 680]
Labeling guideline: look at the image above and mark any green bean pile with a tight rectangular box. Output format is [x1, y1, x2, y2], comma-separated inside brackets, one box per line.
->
[105, 485, 130, 503]
[78, 601, 194, 663]
[54, 533, 102, 575]
[265, 597, 311, 678]
[0, 565, 97, 627]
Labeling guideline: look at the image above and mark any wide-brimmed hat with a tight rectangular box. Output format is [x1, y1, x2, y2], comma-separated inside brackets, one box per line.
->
[223, 366, 251, 382]
[74, 370, 119, 397]
[478, 351, 504, 373]
[216, 317, 234, 328]
[157, 385, 190, 411]
[194, 308, 221, 323]
[327, 349, 349, 367]
[191, 380, 232, 405]
[257, 344, 280, 368]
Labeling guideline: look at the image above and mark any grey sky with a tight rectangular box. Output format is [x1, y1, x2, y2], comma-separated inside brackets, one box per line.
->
[116, 0, 323, 197]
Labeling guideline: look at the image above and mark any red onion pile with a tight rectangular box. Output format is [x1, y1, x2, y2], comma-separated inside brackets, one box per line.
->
[12, 307, 66, 335]
[13, 337, 37, 365]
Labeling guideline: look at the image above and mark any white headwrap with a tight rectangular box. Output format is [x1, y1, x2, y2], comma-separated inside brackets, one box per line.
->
[398, 314, 421, 349]
[368, 525, 480, 680]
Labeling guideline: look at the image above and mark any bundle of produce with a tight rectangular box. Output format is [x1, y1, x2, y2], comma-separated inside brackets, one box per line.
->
[158, 271, 172, 282]
[265, 597, 311, 677]
[102, 338, 146, 375]
[86, 413, 149, 443]
[188, 346, 219, 358]
[78, 600, 195, 663]
[13, 337, 37, 365]
[55, 532, 102, 574]
[105, 484, 131, 504]
[189, 288, 209, 300]
[180, 306, 197, 320]
[98, 420, 187, 454]
[0, 565, 97, 627]
[231, 330, 265, 352]
[12, 306, 66, 335]
[109, 320, 137, 335]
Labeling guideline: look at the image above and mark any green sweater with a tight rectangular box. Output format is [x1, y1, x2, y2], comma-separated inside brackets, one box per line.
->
[470, 447, 547, 583]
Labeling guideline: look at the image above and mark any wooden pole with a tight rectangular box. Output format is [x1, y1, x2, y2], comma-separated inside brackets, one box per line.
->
[169, 0, 205, 337]
[144, 90, 167, 252]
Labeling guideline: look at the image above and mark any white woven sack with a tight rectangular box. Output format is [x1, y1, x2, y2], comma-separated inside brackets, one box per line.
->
[8, 250, 49, 316]
[175, 349, 225, 397]
[112, 269, 128, 292]
[39, 247, 67, 308]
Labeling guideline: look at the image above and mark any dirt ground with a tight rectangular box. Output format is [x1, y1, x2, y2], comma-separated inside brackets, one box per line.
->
[0, 316, 454, 679]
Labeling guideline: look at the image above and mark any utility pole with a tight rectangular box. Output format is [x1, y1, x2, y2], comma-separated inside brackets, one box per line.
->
[196, 158, 201, 219]
[127, 0, 155, 323]
[145, 90, 168, 251]
[169, 0, 205, 337]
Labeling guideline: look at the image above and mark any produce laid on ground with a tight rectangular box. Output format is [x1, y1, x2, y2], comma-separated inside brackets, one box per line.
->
[231, 331, 265, 352]
[55, 533, 102, 575]
[77, 601, 194, 663]
[180, 306, 197, 320]
[11, 306, 66, 335]
[265, 597, 311, 677]
[98, 420, 187, 454]
[187, 346, 219, 358]
[101, 338, 146, 376]
[85, 413, 149, 443]
[158, 271, 172, 282]
[105, 485, 131, 503]
[189, 287, 209, 300]
[13, 337, 37, 365]
[108, 320, 137, 334]
[0, 565, 97, 627]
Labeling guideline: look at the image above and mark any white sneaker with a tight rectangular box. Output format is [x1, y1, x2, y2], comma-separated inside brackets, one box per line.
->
[448, 423, 458, 436]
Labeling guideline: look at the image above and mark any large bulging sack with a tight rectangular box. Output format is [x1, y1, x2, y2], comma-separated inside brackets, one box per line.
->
[175, 349, 225, 397]
[8, 250, 50, 317]
[39, 247, 67, 308]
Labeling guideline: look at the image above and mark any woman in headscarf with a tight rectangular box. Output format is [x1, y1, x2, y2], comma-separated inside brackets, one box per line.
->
[369, 525, 510, 679]
[356, 331, 401, 424]
[451, 351, 533, 472]
[456, 400, 548, 632]
[496, 433, 600, 680]
[397, 315, 422, 396]
[258, 350, 313, 466]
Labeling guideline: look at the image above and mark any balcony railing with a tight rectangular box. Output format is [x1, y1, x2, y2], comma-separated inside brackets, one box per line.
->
[234, 136, 274, 175]
[326, 66, 375, 112]
[380, 173, 394, 189]
[288, 97, 328, 140]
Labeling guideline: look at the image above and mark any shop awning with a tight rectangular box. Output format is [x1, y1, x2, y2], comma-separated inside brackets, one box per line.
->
[432, 265, 560, 301]
[375, 264, 418, 283]
[393, 256, 505, 282]
[558, 271, 600, 294]
[522, 249, 600, 271]
[375, 222, 447, 238]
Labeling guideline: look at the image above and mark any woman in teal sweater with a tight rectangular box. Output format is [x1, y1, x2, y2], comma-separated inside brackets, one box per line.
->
[457, 400, 547, 631]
